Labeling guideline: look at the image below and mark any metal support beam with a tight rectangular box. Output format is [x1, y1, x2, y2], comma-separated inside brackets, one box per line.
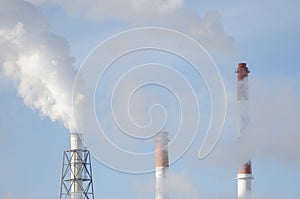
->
[60, 149, 94, 199]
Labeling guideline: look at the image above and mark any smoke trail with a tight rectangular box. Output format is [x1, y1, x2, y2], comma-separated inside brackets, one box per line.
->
[0, 192, 35, 199]
[0, 0, 84, 133]
[132, 171, 202, 199]
[166, 171, 202, 199]
[232, 77, 300, 166]
[28, 0, 234, 55]
[198, 77, 300, 168]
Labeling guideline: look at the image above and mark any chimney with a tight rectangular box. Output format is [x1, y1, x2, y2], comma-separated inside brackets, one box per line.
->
[60, 133, 95, 198]
[236, 63, 253, 199]
[70, 133, 83, 197]
[155, 131, 169, 199]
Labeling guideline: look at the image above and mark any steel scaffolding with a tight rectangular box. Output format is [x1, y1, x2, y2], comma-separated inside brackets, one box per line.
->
[60, 149, 94, 199]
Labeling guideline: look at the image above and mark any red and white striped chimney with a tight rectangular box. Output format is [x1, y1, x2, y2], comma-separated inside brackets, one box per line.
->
[155, 131, 169, 199]
[236, 63, 253, 199]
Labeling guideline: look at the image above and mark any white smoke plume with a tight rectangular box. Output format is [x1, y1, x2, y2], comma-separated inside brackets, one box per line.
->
[0, 193, 35, 199]
[247, 78, 300, 165]
[166, 171, 202, 199]
[132, 170, 202, 199]
[0, 0, 84, 133]
[26, 0, 183, 21]
[27, 0, 234, 55]
[0, 0, 234, 135]
[251, 192, 281, 199]
[202, 77, 300, 169]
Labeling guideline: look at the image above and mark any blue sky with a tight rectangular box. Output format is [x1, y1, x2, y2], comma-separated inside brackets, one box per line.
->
[0, 0, 300, 198]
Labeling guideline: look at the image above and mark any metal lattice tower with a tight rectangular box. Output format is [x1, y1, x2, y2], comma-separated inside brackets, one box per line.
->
[60, 149, 94, 199]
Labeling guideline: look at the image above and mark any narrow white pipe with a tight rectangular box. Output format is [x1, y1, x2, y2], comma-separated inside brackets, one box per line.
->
[70, 133, 83, 198]
[237, 173, 253, 199]
[155, 167, 169, 199]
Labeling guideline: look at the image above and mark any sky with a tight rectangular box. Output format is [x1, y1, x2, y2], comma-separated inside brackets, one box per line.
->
[0, 0, 300, 199]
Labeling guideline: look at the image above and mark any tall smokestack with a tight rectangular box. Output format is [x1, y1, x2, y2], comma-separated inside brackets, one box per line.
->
[155, 131, 169, 199]
[60, 133, 95, 198]
[70, 133, 83, 198]
[236, 63, 253, 199]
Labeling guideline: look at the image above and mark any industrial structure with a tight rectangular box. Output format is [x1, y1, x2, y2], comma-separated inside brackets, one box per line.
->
[236, 63, 254, 199]
[60, 133, 95, 199]
[57, 63, 256, 199]
[155, 131, 169, 199]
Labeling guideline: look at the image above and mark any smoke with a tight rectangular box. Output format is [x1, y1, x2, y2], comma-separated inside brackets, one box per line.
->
[132, 170, 202, 199]
[248, 78, 300, 165]
[167, 171, 202, 199]
[251, 192, 281, 199]
[0, 1, 234, 136]
[27, 0, 184, 20]
[0, 193, 35, 199]
[27, 0, 234, 55]
[3, 0, 297, 198]
[0, 193, 17, 199]
[202, 77, 300, 169]
[0, 0, 84, 133]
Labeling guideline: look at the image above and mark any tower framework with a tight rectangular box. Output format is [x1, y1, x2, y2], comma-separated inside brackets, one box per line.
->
[60, 149, 94, 199]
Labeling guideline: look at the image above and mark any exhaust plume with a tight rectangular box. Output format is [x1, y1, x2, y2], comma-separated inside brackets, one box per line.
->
[28, 0, 234, 55]
[0, 0, 84, 133]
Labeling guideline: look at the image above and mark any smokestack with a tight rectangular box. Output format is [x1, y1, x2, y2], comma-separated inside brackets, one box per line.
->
[236, 63, 253, 199]
[70, 133, 83, 197]
[60, 133, 95, 199]
[155, 131, 169, 199]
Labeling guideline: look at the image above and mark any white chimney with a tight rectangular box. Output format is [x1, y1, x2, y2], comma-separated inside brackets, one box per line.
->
[70, 133, 83, 198]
